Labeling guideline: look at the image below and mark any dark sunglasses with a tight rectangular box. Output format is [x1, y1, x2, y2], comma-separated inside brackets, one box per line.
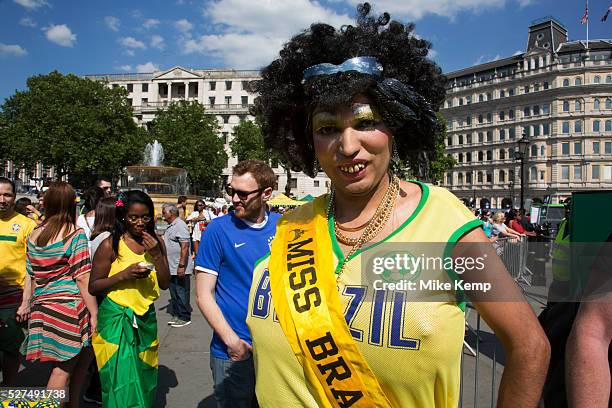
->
[225, 184, 265, 200]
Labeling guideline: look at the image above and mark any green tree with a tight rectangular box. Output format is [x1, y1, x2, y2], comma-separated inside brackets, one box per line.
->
[230, 119, 296, 195]
[0, 71, 146, 186]
[149, 100, 227, 193]
[429, 113, 456, 183]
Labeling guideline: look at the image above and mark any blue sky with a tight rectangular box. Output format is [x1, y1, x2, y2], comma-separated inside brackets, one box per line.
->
[0, 0, 610, 103]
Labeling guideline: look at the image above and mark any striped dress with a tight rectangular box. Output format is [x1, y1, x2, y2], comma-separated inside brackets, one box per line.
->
[25, 228, 92, 362]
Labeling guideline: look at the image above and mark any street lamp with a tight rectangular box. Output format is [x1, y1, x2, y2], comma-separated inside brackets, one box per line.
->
[509, 180, 515, 208]
[514, 131, 530, 211]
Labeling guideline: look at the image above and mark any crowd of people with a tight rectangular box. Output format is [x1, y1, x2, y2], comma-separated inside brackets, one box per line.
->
[0, 3, 609, 408]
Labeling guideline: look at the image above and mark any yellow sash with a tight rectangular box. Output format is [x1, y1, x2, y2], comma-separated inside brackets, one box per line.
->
[269, 196, 392, 408]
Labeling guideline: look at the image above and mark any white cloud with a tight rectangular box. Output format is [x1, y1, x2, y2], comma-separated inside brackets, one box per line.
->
[150, 35, 165, 50]
[182, 0, 351, 68]
[0, 43, 28, 57]
[119, 36, 146, 49]
[104, 16, 120, 32]
[135, 62, 159, 73]
[13, 0, 49, 10]
[44, 24, 76, 47]
[513, 50, 523, 56]
[174, 19, 193, 32]
[143, 18, 160, 30]
[119, 65, 133, 71]
[19, 17, 37, 27]
[516, 0, 534, 7]
[125, 49, 135, 57]
[474, 54, 502, 65]
[428, 49, 438, 59]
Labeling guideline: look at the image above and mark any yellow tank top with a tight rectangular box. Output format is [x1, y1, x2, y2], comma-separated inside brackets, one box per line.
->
[107, 238, 160, 316]
[247, 182, 483, 407]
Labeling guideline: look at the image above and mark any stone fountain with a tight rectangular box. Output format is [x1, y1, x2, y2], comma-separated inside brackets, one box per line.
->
[125, 141, 189, 196]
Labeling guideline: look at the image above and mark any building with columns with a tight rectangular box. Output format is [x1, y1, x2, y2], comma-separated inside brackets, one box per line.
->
[84, 66, 331, 197]
[440, 17, 612, 209]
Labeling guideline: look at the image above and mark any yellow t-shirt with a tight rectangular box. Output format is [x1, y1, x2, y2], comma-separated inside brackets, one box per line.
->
[0, 212, 37, 308]
[107, 238, 160, 316]
[247, 182, 482, 407]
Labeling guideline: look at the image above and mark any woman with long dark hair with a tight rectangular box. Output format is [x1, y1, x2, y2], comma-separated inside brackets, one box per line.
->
[89, 190, 170, 408]
[24, 181, 98, 407]
[77, 186, 105, 240]
[246, 3, 550, 407]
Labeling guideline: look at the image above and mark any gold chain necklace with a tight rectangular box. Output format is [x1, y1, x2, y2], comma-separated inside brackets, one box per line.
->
[327, 174, 400, 277]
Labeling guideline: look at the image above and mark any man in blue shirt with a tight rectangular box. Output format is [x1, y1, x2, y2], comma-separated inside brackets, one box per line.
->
[195, 160, 280, 408]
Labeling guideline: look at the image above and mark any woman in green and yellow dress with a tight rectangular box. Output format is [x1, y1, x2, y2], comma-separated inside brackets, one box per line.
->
[89, 190, 170, 408]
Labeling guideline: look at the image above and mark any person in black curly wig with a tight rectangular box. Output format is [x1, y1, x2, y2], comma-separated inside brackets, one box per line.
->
[252, 2, 445, 179]
[246, 4, 550, 408]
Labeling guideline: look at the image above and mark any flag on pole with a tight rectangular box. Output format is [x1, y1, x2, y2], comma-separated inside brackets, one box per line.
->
[580, 3, 589, 24]
[601, 6, 612, 22]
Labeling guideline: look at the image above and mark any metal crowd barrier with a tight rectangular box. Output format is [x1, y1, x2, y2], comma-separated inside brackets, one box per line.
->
[494, 237, 533, 287]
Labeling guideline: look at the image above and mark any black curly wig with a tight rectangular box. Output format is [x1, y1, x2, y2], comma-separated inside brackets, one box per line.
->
[251, 3, 447, 178]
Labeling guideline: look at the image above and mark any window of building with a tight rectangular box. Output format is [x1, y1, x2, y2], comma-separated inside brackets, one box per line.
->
[486, 131, 492, 142]
[540, 170, 545, 180]
[533, 105, 540, 115]
[487, 112, 492, 123]
[458, 173, 464, 184]
[592, 165, 600, 179]
[478, 94, 484, 102]
[486, 172, 493, 183]
[500, 149, 506, 160]
[543, 123, 550, 135]
[499, 111, 505, 120]
[478, 114, 483, 124]
[458, 153, 463, 163]
[561, 165, 569, 180]
[222, 115, 229, 124]
[487, 92, 492, 101]
[466, 95, 472, 104]
[499, 170, 506, 182]
[594, 75, 601, 84]
[509, 109, 515, 119]
[314, 180, 320, 187]
[574, 77, 582, 86]
[209, 96, 215, 105]
[210, 81, 216, 90]
[563, 78, 570, 87]
[509, 128, 516, 139]
[544, 81, 549, 90]
[534, 83, 540, 92]
[575, 100, 582, 111]
[607, 120, 612, 132]
[466, 172, 473, 184]
[534, 125, 541, 136]
[562, 142, 569, 155]
[289, 178, 298, 189]
[562, 121, 570, 133]
[524, 107, 530, 117]
[126, 98, 132, 106]
[508, 88, 515, 96]
[459, 97, 464, 106]
[221, 132, 228, 144]
[531, 145, 537, 157]
[466, 152, 472, 162]
[477, 172, 483, 183]
[542, 104, 550, 115]
[575, 120, 582, 133]
[142, 83, 148, 92]
[574, 141, 582, 154]
[593, 120, 600, 132]
[225, 81, 232, 90]
[524, 85, 529, 94]
[530, 166, 537, 181]
[563, 101, 569, 112]
[594, 99, 601, 110]
[466, 116, 472, 125]
[446, 174, 452, 185]
[574, 165, 582, 180]
[500, 129, 506, 140]
[606, 75, 612, 84]
[606, 99, 612, 109]
[466, 134, 472, 144]
[593, 141, 600, 154]
[478, 151, 484, 161]
[606, 141, 612, 154]
[141, 98, 148, 106]
[541, 146, 545, 156]
[478, 132, 483, 143]
[500, 90, 506, 98]
[224, 96, 231, 105]
[241, 80, 249, 90]
[447, 136, 452, 146]
[241, 96, 248, 106]
[486, 150, 492, 160]
[458, 135, 464, 145]
[605, 166, 612, 180]
[127, 84, 133, 92]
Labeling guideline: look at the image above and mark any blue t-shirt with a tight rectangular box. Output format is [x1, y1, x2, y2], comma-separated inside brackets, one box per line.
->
[195, 211, 281, 359]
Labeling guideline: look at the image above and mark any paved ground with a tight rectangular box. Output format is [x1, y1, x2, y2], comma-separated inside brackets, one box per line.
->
[2, 272, 549, 407]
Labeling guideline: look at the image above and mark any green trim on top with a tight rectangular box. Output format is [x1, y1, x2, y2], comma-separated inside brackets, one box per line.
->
[253, 252, 271, 270]
[442, 218, 485, 312]
[0, 235, 18, 242]
[328, 180, 430, 274]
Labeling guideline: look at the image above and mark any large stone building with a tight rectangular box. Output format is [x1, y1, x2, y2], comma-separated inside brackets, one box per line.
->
[85, 67, 331, 197]
[440, 17, 612, 209]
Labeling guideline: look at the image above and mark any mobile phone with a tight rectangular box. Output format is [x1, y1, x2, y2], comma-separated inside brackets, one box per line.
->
[138, 262, 155, 271]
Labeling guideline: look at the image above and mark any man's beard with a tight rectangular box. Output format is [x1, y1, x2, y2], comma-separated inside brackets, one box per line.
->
[234, 200, 263, 220]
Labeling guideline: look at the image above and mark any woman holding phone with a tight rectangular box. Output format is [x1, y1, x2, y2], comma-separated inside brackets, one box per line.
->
[89, 190, 170, 408]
